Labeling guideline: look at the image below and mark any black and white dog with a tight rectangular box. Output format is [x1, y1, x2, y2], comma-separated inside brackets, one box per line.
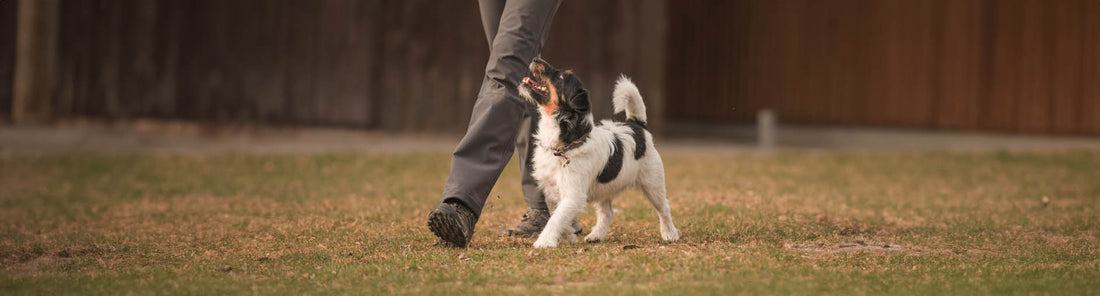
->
[518, 58, 679, 248]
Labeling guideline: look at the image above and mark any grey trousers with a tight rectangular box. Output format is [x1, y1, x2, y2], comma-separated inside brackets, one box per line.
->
[440, 0, 561, 217]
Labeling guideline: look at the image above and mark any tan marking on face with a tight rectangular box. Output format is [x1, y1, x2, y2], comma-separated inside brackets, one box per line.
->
[540, 82, 559, 115]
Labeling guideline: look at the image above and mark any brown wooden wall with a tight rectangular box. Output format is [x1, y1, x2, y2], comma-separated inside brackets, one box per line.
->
[0, 0, 15, 122]
[34, 0, 664, 132]
[53, 0, 457, 129]
[667, 0, 1100, 135]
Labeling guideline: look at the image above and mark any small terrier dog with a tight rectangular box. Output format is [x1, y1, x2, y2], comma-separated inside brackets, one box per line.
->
[518, 58, 679, 248]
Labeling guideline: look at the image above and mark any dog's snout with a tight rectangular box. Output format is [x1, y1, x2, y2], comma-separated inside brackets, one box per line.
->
[529, 57, 548, 75]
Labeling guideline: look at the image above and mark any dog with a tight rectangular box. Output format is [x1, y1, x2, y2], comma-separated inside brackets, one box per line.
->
[518, 58, 679, 248]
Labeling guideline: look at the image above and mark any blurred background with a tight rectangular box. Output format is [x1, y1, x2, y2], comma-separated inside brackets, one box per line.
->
[2, 0, 1098, 140]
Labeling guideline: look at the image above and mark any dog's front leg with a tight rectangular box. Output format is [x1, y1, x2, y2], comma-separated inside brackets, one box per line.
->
[533, 181, 589, 248]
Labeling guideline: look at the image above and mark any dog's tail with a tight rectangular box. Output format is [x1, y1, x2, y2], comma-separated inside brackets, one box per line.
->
[613, 75, 647, 125]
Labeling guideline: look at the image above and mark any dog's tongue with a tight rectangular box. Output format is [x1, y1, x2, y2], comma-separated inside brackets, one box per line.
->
[523, 77, 548, 95]
[523, 77, 540, 88]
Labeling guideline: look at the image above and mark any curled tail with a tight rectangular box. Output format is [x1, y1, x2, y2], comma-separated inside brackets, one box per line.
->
[613, 75, 647, 125]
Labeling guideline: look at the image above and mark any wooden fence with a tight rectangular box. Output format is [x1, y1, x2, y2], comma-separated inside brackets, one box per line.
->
[3, 0, 1098, 135]
[50, 0, 477, 130]
[668, 0, 1100, 135]
[2, 0, 665, 132]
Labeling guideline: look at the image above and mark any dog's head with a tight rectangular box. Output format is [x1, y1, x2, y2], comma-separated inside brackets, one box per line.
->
[519, 58, 593, 144]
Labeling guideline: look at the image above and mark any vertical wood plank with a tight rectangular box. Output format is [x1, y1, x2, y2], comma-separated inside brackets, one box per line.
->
[934, 0, 982, 130]
[794, 0, 830, 124]
[1048, 0, 1082, 134]
[637, 0, 667, 132]
[365, 0, 388, 129]
[1082, 0, 1100, 134]
[855, 0, 889, 126]
[888, 0, 935, 127]
[377, 0, 407, 130]
[13, 0, 59, 123]
[843, 0, 875, 126]
[981, 0, 1020, 132]
[0, 0, 16, 122]
[1013, 0, 1050, 133]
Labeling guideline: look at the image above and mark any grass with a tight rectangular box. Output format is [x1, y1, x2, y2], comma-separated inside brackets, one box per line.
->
[1, 149, 1098, 295]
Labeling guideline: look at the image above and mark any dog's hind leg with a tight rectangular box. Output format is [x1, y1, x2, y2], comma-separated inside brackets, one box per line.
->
[641, 166, 679, 241]
[585, 199, 614, 242]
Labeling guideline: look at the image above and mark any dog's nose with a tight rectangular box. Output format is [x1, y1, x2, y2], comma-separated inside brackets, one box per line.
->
[531, 57, 549, 70]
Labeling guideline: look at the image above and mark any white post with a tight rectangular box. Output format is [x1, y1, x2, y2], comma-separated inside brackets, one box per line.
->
[757, 109, 776, 150]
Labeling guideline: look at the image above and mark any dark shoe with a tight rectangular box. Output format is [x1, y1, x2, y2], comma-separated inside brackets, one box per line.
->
[499, 209, 584, 238]
[427, 201, 478, 248]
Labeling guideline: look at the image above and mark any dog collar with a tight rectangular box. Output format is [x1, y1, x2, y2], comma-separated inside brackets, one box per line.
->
[552, 139, 586, 167]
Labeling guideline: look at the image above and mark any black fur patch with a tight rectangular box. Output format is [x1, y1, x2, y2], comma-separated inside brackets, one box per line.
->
[597, 137, 624, 183]
[554, 76, 591, 145]
[558, 118, 591, 145]
[625, 120, 647, 159]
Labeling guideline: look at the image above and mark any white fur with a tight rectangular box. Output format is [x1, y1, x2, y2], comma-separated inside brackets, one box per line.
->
[527, 76, 679, 248]
[612, 76, 646, 123]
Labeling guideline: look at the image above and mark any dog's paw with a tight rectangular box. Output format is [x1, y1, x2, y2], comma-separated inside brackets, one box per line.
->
[584, 233, 604, 243]
[533, 239, 558, 249]
[564, 233, 579, 244]
[661, 228, 680, 241]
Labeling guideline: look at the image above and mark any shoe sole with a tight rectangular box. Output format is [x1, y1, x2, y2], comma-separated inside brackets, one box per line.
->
[428, 204, 468, 248]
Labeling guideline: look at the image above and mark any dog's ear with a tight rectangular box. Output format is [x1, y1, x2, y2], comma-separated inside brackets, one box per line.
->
[567, 89, 590, 113]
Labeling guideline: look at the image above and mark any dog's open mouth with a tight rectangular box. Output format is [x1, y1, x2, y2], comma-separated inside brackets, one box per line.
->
[523, 76, 549, 96]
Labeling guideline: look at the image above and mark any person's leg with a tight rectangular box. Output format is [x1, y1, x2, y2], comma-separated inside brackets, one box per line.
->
[478, 0, 505, 47]
[517, 103, 546, 211]
[481, 0, 540, 213]
[496, 1, 583, 239]
[429, 0, 561, 248]
[496, 102, 555, 238]
[509, 0, 559, 212]
[444, 0, 559, 217]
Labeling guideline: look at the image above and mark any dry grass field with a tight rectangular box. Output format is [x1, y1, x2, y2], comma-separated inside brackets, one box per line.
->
[1, 150, 1098, 294]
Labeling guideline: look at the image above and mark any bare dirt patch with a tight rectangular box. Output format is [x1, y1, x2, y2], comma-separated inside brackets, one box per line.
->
[785, 240, 910, 255]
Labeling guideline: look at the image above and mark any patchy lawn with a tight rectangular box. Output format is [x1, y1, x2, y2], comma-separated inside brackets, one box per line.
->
[1, 150, 1098, 294]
